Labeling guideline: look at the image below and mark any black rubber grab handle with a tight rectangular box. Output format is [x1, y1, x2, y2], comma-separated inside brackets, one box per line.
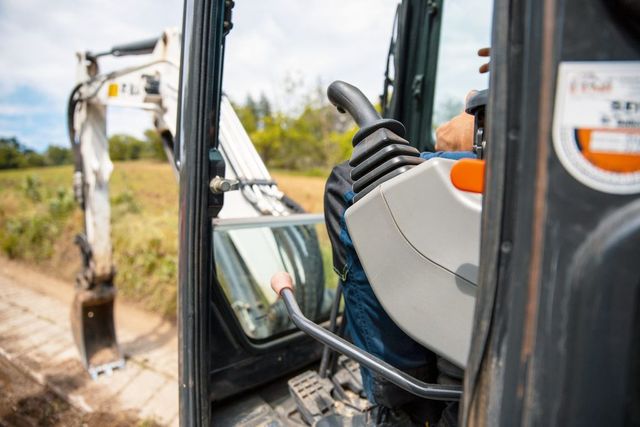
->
[327, 80, 406, 145]
[327, 81, 381, 127]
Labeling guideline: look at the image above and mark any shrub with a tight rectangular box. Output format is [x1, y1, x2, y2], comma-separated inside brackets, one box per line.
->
[0, 215, 57, 260]
[0, 177, 77, 261]
[112, 190, 141, 215]
[48, 188, 75, 220]
[22, 175, 42, 202]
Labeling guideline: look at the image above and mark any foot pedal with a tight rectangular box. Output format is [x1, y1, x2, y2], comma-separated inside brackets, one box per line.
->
[288, 370, 334, 425]
[333, 356, 364, 396]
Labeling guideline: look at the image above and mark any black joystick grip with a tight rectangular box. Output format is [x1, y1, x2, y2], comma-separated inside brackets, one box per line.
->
[464, 89, 488, 116]
[327, 80, 421, 203]
[327, 81, 380, 128]
[328, 80, 405, 145]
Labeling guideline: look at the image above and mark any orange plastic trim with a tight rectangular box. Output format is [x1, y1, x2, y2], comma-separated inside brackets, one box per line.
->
[450, 159, 485, 193]
[576, 128, 640, 173]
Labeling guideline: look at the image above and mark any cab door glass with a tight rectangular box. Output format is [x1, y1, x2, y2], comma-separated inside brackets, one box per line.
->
[213, 217, 335, 340]
[432, 0, 493, 129]
[213, 1, 397, 342]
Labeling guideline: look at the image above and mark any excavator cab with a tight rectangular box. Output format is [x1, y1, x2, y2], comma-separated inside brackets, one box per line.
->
[173, 0, 480, 423]
[175, 0, 639, 425]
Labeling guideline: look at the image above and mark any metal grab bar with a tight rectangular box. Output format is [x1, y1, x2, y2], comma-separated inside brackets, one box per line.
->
[271, 272, 462, 401]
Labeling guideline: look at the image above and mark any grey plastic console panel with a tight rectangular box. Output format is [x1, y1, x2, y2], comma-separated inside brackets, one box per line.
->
[345, 158, 482, 367]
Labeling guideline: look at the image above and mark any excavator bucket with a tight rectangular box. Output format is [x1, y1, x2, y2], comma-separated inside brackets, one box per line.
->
[71, 284, 124, 378]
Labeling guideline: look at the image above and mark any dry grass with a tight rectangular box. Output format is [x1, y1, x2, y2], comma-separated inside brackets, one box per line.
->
[272, 171, 327, 213]
[0, 161, 327, 318]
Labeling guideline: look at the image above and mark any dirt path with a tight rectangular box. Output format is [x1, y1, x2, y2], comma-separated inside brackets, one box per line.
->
[0, 257, 178, 426]
[0, 353, 147, 427]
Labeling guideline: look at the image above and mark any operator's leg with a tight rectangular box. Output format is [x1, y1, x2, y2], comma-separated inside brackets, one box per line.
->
[324, 162, 440, 412]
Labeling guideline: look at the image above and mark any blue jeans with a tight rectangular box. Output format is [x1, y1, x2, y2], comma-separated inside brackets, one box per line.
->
[338, 190, 432, 405]
[419, 151, 477, 161]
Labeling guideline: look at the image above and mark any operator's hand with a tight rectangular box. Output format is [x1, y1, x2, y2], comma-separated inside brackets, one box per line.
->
[435, 48, 489, 152]
[435, 89, 477, 151]
[435, 111, 475, 151]
[478, 47, 490, 74]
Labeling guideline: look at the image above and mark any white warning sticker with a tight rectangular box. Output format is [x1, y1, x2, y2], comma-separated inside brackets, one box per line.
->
[553, 62, 640, 194]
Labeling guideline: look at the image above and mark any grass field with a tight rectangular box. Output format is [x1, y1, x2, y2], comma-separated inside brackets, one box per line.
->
[0, 161, 327, 319]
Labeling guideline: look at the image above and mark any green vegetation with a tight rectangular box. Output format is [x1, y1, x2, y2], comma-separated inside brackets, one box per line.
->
[108, 130, 167, 162]
[233, 88, 356, 173]
[0, 137, 73, 169]
[0, 163, 179, 317]
[0, 171, 76, 261]
[0, 89, 343, 318]
[0, 163, 326, 319]
[108, 162, 178, 317]
[0, 130, 166, 170]
[4, 82, 355, 173]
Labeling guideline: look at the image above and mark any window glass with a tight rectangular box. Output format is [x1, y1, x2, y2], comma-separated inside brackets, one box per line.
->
[431, 0, 493, 129]
[213, 219, 335, 339]
[213, 0, 398, 342]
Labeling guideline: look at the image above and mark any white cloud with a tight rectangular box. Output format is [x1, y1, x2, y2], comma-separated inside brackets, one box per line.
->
[0, 0, 400, 148]
[0, 0, 182, 101]
[223, 0, 398, 108]
[0, 0, 494, 149]
[0, 0, 183, 147]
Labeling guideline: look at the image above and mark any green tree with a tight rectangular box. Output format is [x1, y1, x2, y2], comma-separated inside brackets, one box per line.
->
[0, 137, 46, 169]
[143, 129, 167, 161]
[235, 95, 259, 134]
[245, 97, 354, 171]
[0, 137, 24, 169]
[20, 150, 46, 168]
[251, 113, 286, 167]
[44, 145, 72, 166]
[232, 80, 360, 173]
[257, 93, 272, 129]
[108, 134, 145, 161]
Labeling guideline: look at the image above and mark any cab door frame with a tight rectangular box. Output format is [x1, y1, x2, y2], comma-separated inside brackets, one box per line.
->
[177, 0, 227, 424]
[463, 0, 640, 424]
[177, 1, 327, 425]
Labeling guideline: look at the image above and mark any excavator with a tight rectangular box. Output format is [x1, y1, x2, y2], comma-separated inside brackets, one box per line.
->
[73, 0, 639, 425]
[68, 29, 330, 378]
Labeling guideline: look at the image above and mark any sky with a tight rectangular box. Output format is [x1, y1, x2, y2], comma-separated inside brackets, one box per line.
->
[433, 1, 492, 120]
[0, 0, 492, 151]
